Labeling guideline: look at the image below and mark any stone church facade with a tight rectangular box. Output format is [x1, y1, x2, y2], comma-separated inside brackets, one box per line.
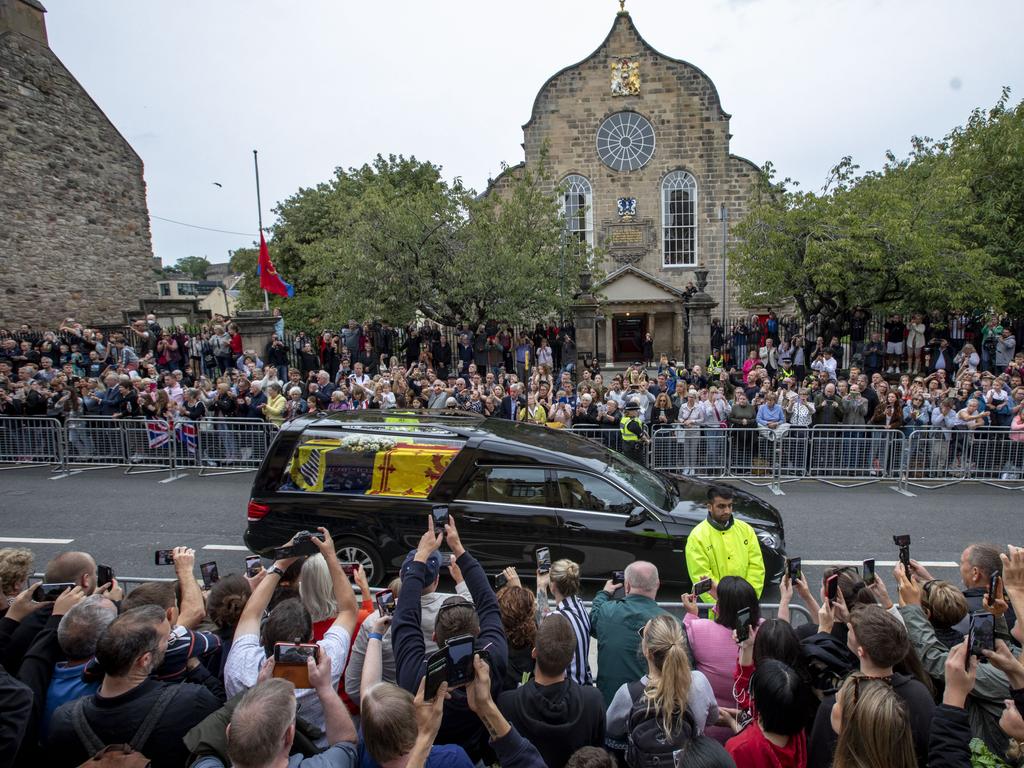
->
[0, 0, 155, 329]
[493, 9, 759, 364]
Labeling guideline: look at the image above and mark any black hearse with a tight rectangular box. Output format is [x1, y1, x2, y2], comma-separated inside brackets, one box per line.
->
[244, 411, 786, 588]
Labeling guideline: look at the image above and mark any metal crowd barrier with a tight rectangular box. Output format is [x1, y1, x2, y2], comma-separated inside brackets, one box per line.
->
[197, 419, 279, 476]
[899, 426, 1024, 492]
[806, 425, 905, 488]
[0, 416, 63, 470]
[568, 425, 624, 453]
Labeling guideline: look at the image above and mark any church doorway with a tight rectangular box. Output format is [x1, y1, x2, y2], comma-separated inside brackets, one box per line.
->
[613, 316, 646, 360]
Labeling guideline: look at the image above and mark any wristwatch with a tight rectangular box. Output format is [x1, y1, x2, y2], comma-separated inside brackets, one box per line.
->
[266, 565, 286, 578]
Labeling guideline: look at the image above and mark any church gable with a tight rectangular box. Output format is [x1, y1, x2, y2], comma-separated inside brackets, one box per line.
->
[596, 266, 681, 303]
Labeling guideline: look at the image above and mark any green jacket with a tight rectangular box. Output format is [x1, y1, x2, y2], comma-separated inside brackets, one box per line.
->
[684, 518, 765, 604]
[589, 591, 668, 705]
[899, 604, 1012, 759]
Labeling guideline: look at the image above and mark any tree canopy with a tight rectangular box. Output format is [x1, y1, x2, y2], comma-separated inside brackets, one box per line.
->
[169, 255, 211, 280]
[729, 92, 1024, 323]
[234, 153, 591, 329]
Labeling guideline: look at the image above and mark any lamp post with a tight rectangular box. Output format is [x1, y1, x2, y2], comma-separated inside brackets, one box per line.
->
[719, 204, 729, 322]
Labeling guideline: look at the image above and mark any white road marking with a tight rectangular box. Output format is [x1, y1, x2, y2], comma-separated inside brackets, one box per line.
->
[0, 536, 75, 544]
[800, 559, 957, 568]
[202, 544, 250, 551]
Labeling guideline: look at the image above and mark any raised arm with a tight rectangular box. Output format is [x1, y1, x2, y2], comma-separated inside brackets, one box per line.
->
[173, 547, 206, 630]
[309, 653, 357, 745]
[311, 527, 358, 637]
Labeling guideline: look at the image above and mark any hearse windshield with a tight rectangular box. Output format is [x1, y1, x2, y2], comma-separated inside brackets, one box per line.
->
[603, 452, 674, 511]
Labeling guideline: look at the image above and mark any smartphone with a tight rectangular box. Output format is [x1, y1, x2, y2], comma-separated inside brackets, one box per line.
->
[785, 558, 802, 581]
[968, 612, 995, 665]
[693, 577, 713, 596]
[825, 574, 839, 605]
[893, 534, 912, 574]
[272, 642, 320, 688]
[245, 555, 262, 578]
[494, 572, 509, 591]
[862, 559, 876, 586]
[432, 505, 450, 529]
[200, 561, 220, 590]
[376, 589, 396, 617]
[341, 563, 358, 577]
[536, 547, 551, 576]
[735, 607, 752, 642]
[273, 530, 325, 559]
[33, 582, 75, 602]
[612, 570, 626, 600]
[154, 549, 174, 566]
[424, 649, 447, 701]
[988, 573, 1002, 603]
[96, 564, 114, 588]
[444, 634, 476, 687]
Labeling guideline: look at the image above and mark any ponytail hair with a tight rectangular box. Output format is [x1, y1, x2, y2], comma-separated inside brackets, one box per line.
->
[642, 614, 692, 738]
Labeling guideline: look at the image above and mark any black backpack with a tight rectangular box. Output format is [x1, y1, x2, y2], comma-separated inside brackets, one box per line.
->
[70, 685, 178, 767]
[624, 681, 696, 768]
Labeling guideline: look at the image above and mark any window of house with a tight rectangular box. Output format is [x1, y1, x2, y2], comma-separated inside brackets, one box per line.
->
[159, 283, 170, 297]
[662, 170, 697, 267]
[562, 175, 594, 248]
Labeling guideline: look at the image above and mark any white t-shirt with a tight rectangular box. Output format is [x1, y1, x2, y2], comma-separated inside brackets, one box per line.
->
[224, 625, 350, 746]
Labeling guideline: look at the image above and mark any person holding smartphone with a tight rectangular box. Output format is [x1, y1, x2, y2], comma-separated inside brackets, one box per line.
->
[390, 515, 509, 764]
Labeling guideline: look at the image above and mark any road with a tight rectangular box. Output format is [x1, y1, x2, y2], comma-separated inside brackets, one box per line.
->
[1, 466, 1020, 605]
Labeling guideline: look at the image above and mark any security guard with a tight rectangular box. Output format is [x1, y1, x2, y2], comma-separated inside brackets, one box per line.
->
[684, 484, 765, 605]
[707, 348, 726, 377]
[619, 400, 647, 466]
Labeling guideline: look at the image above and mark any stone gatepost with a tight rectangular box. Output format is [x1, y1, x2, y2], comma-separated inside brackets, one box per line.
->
[572, 271, 599, 370]
[232, 310, 278, 360]
[687, 270, 718, 369]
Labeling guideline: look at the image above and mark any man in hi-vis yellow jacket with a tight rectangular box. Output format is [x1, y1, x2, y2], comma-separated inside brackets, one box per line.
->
[685, 485, 765, 604]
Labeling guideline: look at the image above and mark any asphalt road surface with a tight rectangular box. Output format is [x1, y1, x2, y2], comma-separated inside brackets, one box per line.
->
[1, 466, 1020, 608]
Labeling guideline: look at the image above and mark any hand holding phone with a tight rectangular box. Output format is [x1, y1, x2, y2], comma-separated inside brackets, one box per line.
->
[894, 534, 912, 575]
[785, 558, 802, 582]
[33, 582, 75, 602]
[376, 590, 396, 617]
[825, 574, 839, 606]
[96, 564, 114, 588]
[735, 607, 752, 642]
[245, 555, 262, 578]
[200, 561, 220, 590]
[154, 549, 174, 566]
[272, 642, 319, 688]
[444, 634, 476, 687]
[693, 577, 713, 596]
[967, 612, 994, 667]
[862, 559, 876, 585]
[536, 547, 551, 576]
[432, 505, 450, 530]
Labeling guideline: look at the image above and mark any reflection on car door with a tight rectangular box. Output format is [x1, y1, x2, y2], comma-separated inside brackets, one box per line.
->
[452, 466, 562, 573]
[551, 469, 676, 582]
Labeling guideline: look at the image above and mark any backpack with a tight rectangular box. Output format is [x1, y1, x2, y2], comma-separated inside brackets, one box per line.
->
[801, 632, 858, 697]
[71, 685, 179, 767]
[624, 681, 696, 768]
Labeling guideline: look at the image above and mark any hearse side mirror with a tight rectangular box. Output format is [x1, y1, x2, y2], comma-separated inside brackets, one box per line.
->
[625, 507, 648, 527]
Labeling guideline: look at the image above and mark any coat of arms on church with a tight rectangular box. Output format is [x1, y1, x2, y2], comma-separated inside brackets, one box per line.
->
[617, 197, 637, 220]
[610, 57, 640, 96]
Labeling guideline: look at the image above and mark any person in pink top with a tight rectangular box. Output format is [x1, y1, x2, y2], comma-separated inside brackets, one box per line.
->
[683, 575, 762, 743]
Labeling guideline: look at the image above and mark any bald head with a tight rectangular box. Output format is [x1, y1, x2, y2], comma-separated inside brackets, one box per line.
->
[624, 561, 659, 597]
[45, 551, 97, 595]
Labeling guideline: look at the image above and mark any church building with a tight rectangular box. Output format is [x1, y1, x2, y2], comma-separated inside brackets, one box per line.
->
[493, 6, 759, 364]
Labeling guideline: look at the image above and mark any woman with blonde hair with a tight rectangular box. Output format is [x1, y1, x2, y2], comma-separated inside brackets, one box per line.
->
[606, 614, 719, 767]
[538, 558, 592, 685]
[831, 673, 916, 768]
[0, 548, 33, 609]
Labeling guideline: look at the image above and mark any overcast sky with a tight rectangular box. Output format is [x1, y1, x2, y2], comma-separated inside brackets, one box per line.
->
[42, 0, 1024, 267]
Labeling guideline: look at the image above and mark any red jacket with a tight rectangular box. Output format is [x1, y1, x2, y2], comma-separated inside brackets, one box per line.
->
[727, 723, 807, 768]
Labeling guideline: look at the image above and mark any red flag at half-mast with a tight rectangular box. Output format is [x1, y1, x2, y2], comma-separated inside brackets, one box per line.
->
[257, 232, 294, 298]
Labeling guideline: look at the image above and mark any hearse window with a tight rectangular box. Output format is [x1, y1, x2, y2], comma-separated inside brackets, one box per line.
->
[554, 471, 635, 515]
[458, 467, 550, 507]
[278, 432, 462, 497]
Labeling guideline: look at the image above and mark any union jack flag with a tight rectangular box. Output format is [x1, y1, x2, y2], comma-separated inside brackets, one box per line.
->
[175, 421, 197, 455]
[146, 420, 170, 449]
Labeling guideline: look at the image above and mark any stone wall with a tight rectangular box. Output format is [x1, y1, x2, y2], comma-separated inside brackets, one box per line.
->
[520, 11, 759, 310]
[0, 9, 155, 329]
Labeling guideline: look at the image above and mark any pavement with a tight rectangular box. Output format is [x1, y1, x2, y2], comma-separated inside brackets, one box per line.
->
[1, 466, 1020, 605]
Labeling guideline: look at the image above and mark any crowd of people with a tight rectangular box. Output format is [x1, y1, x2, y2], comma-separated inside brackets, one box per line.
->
[0, 485, 1022, 768]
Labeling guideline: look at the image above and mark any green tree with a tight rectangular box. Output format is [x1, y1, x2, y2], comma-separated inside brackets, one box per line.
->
[729, 95, 1022, 323]
[234, 153, 590, 329]
[171, 255, 211, 280]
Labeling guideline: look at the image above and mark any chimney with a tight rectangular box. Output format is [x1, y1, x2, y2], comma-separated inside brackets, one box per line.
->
[0, 0, 48, 45]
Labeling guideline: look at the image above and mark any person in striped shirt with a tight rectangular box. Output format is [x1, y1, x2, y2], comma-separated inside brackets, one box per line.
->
[537, 558, 593, 686]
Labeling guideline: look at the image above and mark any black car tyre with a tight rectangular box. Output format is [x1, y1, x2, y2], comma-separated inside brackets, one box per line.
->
[335, 539, 385, 586]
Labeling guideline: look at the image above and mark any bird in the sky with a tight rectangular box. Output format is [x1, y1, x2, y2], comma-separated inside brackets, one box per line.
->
[212, 182, 223, 188]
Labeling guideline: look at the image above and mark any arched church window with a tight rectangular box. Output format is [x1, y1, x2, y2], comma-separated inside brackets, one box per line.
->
[562, 174, 594, 247]
[662, 170, 697, 266]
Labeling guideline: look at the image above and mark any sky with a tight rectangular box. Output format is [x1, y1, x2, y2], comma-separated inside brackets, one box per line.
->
[41, 0, 1024, 267]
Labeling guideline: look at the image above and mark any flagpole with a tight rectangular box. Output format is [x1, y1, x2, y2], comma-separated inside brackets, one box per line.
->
[253, 149, 269, 311]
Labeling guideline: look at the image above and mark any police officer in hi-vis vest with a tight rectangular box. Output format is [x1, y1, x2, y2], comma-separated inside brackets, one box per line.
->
[619, 400, 648, 466]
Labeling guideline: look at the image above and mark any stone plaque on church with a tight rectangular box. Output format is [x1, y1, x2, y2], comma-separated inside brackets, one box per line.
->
[602, 217, 653, 252]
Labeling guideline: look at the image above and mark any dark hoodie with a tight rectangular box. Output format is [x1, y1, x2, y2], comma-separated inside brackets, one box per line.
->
[497, 678, 605, 768]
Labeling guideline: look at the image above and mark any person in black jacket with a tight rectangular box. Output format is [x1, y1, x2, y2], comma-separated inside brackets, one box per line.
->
[497, 613, 606, 768]
[47, 605, 223, 768]
[392, 516, 509, 764]
[499, 384, 526, 420]
[808, 604, 935, 768]
[0, 667, 31, 767]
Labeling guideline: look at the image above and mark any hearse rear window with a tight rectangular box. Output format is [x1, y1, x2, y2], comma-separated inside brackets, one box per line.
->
[279, 432, 463, 497]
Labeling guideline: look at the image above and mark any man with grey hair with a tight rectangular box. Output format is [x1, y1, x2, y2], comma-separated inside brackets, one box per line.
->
[192, 658, 357, 768]
[588, 561, 668, 704]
